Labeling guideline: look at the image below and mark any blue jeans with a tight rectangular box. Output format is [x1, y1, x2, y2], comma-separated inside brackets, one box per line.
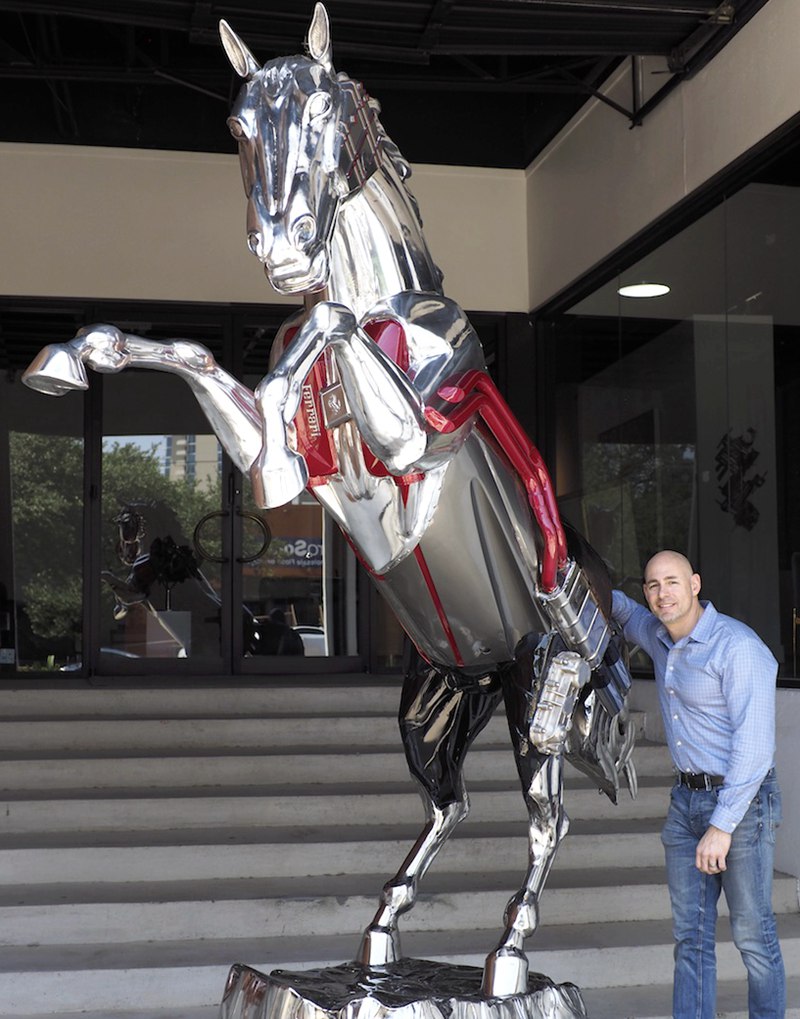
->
[661, 770, 785, 1019]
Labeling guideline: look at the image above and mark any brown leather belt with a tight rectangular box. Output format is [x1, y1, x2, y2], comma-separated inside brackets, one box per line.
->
[677, 771, 724, 791]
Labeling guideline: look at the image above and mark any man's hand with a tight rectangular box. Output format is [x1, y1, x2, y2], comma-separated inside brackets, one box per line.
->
[696, 825, 732, 874]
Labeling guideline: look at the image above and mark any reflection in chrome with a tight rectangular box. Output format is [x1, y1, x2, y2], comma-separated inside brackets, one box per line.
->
[220, 961, 587, 1019]
[22, 3, 636, 1007]
[103, 501, 301, 658]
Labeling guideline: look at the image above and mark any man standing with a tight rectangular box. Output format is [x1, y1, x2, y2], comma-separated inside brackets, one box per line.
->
[612, 550, 785, 1019]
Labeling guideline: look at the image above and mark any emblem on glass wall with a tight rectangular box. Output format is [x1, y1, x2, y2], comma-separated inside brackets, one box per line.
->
[714, 427, 766, 531]
[23, 5, 637, 1017]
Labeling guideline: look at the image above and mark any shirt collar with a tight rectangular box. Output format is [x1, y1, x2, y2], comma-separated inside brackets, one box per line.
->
[656, 600, 716, 648]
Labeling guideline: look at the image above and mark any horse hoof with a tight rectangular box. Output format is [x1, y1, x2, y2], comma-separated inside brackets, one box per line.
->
[251, 453, 309, 508]
[481, 947, 529, 997]
[22, 344, 89, 395]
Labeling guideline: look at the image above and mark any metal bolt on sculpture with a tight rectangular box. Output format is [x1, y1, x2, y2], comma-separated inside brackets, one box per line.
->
[23, 6, 637, 1019]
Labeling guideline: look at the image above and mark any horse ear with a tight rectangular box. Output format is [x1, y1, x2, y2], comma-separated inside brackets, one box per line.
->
[219, 20, 261, 79]
[307, 3, 333, 71]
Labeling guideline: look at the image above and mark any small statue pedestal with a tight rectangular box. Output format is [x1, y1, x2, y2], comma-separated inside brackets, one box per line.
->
[219, 959, 587, 1019]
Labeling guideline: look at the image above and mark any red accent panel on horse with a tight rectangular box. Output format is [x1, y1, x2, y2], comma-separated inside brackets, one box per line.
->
[282, 325, 338, 478]
[429, 370, 567, 593]
[359, 319, 413, 478]
[283, 316, 418, 485]
[424, 406, 456, 433]
[413, 546, 464, 667]
[438, 384, 466, 404]
[364, 319, 409, 373]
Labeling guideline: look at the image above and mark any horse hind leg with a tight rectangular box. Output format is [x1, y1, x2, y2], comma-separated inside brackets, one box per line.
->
[357, 649, 502, 967]
[482, 635, 589, 996]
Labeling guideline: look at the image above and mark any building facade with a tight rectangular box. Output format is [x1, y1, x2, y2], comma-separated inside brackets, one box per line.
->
[2, 0, 800, 685]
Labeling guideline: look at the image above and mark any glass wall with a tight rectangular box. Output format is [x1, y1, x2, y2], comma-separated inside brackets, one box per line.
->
[543, 176, 800, 680]
[4, 389, 85, 673]
[0, 300, 364, 677]
[100, 370, 225, 667]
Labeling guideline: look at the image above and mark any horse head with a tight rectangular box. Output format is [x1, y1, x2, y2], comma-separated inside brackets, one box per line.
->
[114, 504, 147, 566]
[220, 4, 389, 295]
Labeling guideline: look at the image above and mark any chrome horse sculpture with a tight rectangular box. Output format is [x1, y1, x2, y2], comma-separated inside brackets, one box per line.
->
[23, 4, 636, 1006]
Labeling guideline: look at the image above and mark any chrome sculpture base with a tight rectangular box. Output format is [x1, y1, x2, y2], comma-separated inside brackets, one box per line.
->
[218, 959, 587, 1019]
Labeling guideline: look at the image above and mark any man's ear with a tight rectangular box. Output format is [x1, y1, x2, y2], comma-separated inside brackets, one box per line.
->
[691, 573, 701, 596]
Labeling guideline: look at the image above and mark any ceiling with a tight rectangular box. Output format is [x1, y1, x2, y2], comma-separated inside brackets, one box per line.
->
[0, 0, 770, 169]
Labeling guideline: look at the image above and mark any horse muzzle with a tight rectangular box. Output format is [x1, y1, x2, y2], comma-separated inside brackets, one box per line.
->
[263, 246, 329, 295]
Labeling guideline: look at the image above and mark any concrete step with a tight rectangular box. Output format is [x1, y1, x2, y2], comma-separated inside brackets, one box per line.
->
[1, 914, 799, 1016]
[0, 679, 792, 1019]
[0, 682, 404, 719]
[0, 781, 662, 835]
[6, 987, 800, 1019]
[0, 714, 516, 753]
[0, 699, 648, 754]
[0, 743, 674, 791]
[584, 975, 800, 1019]
[1, 868, 796, 946]
[0, 826, 668, 882]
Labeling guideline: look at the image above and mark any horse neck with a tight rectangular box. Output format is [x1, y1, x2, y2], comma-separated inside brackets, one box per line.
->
[327, 163, 442, 319]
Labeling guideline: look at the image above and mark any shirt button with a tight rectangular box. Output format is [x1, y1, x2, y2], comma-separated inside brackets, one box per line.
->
[673, 714, 678, 720]
[676, 740, 682, 746]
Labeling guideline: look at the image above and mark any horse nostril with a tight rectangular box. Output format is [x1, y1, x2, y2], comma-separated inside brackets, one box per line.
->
[247, 232, 261, 255]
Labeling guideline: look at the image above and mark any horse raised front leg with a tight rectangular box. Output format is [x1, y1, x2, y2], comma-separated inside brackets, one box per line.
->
[357, 648, 502, 967]
[482, 635, 590, 997]
[251, 301, 430, 507]
[22, 324, 261, 474]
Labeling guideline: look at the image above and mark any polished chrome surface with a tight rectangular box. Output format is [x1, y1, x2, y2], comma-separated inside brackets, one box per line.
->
[220, 961, 587, 1019]
[539, 561, 610, 668]
[528, 651, 590, 755]
[23, 325, 262, 475]
[21, 3, 637, 1001]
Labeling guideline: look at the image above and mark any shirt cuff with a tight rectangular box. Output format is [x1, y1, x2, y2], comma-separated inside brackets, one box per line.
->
[708, 804, 740, 834]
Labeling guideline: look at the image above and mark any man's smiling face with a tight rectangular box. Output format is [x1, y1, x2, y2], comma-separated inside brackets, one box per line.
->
[643, 551, 702, 638]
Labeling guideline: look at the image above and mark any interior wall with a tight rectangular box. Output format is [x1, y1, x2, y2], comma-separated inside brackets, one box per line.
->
[526, 0, 800, 310]
[0, 144, 527, 314]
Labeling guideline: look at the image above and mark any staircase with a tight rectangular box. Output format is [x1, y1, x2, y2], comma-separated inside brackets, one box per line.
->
[0, 680, 798, 1019]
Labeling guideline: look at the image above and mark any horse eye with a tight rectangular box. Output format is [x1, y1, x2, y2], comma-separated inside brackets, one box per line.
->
[307, 92, 332, 120]
[227, 116, 247, 139]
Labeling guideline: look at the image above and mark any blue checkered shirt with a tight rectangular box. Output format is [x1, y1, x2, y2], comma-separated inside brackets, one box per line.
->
[612, 592, 777, 833]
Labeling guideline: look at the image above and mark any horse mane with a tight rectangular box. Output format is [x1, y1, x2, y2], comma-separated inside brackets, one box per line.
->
[340, 77, 444, 289]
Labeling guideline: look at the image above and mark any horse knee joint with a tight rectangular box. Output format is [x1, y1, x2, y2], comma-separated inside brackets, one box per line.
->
[381, 876, 417, 914]
[172, 341, 214, 371]
[503, 890, 539, 938]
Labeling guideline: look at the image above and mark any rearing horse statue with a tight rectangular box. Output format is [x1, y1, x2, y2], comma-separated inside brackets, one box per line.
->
[23, 4, 636, 999]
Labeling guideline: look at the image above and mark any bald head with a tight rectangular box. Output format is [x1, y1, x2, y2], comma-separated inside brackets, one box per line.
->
[643, 550, 703, 640]
[644, 550, 694, 583]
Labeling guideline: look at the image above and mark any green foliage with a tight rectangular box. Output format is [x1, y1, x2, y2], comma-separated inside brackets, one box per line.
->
[9, 433, 83, 641]
[9, 432, 221, 655]
[581, 440, 695, 582]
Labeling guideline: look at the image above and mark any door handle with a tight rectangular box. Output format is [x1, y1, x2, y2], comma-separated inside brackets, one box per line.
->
[193, 509, 271, 564]
[236, 510, 272, 564]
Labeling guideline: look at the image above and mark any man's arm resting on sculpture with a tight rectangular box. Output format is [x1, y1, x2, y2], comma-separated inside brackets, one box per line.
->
[611, 589, 657, 653]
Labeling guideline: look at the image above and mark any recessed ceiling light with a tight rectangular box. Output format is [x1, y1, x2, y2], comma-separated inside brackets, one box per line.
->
[618, 282, 670, 298]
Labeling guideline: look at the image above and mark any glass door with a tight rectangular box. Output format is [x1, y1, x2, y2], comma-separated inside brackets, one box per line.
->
[97, 351, 364, 673]
[100, 370, 228, 671]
